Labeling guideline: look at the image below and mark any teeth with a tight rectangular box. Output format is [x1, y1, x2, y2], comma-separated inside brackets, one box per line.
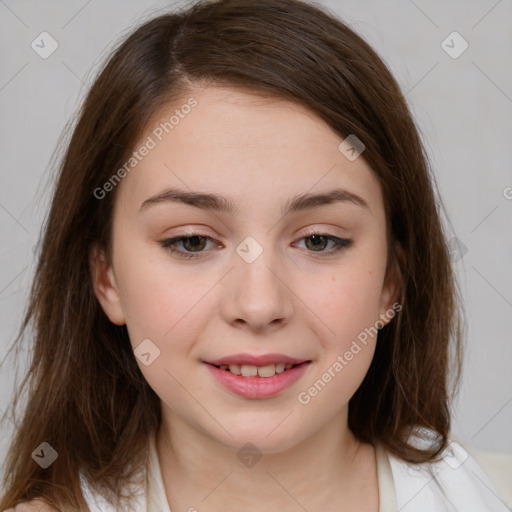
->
[241, 364, 258, 377]
[228, 364, 241, 375]
[217, 363, 299, 377]
[257, 364, 276, 377]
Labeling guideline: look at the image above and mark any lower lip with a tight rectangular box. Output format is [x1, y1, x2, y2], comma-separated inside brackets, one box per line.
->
[204, 362, 310, 399]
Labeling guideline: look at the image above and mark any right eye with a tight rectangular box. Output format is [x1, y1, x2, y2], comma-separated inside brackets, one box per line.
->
[159, 234, 221, 259]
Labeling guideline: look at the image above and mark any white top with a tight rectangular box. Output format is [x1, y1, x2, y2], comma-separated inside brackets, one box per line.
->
[81, 432, 512, 512]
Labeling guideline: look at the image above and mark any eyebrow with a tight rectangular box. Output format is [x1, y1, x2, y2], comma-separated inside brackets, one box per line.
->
[139, 187, 369, 216]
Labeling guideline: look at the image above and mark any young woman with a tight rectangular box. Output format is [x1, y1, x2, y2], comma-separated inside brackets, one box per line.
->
[1, 0, 511, 510]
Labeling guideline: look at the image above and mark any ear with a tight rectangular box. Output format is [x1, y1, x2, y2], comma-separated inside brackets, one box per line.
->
[89, 245, 126, 325]
[378, 242, 404, 327]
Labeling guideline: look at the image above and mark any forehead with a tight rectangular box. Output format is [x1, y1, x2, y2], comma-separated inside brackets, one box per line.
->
[114, 85, 383, 217]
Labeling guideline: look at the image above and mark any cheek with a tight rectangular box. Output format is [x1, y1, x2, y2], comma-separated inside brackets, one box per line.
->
[297, 344, 376, 417]
[309, 265, 386, 344]
[113, 240, 212, 351]
[296, 251, 387, 407]
[296, 268, 382, 411]
[115, 255, 215, 410]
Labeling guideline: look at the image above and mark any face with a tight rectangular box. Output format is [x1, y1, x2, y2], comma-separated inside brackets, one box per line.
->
[91, 85, 399, 453]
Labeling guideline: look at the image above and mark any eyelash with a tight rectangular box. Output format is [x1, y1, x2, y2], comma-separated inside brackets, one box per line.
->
[159, 230, 354, 260]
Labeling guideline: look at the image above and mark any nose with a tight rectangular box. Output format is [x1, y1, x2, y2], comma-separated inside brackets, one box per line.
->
[219, 245, 294, 333]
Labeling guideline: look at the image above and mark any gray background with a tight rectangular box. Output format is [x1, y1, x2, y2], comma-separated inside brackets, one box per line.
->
[1, 0, 511, 477]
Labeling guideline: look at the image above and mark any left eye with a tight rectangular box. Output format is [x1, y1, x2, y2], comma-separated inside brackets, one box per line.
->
[159, 232, 353, 259]
[294, 233, 346, 252]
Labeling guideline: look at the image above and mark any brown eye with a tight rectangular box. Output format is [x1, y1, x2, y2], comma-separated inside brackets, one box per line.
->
[159, 234, 218, 259]
[305, 234, 329, 251]
[181, 235, 208, 252]
[293, 232, 354, 256]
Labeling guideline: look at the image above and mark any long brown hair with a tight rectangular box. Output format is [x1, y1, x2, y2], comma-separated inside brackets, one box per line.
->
[1, 0, 463, 509]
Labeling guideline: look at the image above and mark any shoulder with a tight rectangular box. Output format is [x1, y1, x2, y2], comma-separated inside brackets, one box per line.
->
[460, 440, 512, 506]
[385, 432, 512, 511]
[3, 499, 59, 512]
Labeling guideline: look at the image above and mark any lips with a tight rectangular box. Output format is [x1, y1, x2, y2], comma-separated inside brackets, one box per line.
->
[206, 353, 308, 366]
[203, 353, 312, 399]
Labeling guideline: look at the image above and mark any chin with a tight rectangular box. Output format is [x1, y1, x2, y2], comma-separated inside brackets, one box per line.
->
[206, 414, 308, 455]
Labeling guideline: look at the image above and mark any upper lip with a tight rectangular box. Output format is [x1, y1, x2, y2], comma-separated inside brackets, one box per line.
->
[205, 353, 310, 366]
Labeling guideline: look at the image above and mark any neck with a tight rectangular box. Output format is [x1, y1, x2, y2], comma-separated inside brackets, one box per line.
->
[155, 408, 378, 512]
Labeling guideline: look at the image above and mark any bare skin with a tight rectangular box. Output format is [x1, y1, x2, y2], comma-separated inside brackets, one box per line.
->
[91, 85, 400, 511]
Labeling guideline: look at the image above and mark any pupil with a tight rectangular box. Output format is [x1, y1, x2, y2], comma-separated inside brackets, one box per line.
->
[184, 236, 205, 252]
[307, 235, 326, 251]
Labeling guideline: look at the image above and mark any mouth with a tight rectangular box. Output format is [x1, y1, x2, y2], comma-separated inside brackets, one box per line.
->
[203, 356, 312, 399]
[209, 362, 304, 378]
